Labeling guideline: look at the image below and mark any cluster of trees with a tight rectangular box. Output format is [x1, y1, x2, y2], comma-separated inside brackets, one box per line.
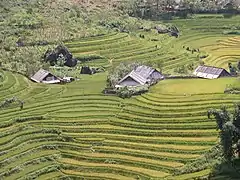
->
[121, 0, 240, 19]
[43, 45, 77, 67]
[209, 104, 240, 161]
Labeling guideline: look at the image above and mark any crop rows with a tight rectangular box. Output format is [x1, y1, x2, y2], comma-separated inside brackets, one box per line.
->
[1, 66, 239, 180]
[1, 16, 240, 179]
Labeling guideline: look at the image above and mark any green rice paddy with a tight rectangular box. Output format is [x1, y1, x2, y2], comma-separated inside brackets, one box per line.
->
[0, 15, 240, 179]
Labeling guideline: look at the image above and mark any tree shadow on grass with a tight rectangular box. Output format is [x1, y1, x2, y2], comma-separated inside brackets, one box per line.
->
[209, 159, 240, 180]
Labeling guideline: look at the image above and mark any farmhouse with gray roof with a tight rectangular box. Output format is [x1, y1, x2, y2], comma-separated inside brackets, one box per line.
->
[117, 65, 164, 87]
[193, 65, 231, 79]
[31, 69, 62, 84]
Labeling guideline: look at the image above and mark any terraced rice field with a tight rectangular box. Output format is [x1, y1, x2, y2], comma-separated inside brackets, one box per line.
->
[0, 70, 239, 179]
[0, 16, 240, 179]
[64, 15, 240, 75]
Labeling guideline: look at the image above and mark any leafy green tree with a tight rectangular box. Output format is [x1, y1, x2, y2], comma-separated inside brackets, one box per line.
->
[209, 104, 240, 161]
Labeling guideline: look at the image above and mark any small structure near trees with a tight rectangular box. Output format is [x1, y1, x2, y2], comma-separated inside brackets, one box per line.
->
[117, 65, 164, 87]
[193, 65, 231, 79]
[155, 25, 180, 38]
[80, 66, 105, 75]
[105, 63, 164, 98]
[80, 66, 93, 75]
[31, 69, 62, 84]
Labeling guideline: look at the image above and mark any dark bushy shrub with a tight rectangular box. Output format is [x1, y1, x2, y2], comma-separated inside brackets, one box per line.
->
[76, 54, 104, 62]
[15, 116, 45, 123]
[43, 45, 77, 67]
[116, 85, 148, 98]
[116, 86, 133, 98]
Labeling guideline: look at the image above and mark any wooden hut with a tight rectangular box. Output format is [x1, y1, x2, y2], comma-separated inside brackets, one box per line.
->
[31, 69, 62, 84]
[117, 65, 164, 87]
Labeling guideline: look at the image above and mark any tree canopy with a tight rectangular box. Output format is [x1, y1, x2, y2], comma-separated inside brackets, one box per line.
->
[209, 104, 240, 161]
[122, 0, 240, 19]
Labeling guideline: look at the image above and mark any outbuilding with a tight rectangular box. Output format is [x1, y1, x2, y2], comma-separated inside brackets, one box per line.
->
[31, 69, 62, 84]
[193, 65, 231, 79]
[117, 65, 164, 87]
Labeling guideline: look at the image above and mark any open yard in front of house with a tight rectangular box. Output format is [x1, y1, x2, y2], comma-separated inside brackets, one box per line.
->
[0, 14, 240, 180]
[151, 77, 236, 95]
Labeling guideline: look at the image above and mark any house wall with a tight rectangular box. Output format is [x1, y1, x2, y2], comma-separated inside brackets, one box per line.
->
[119, 77, 140, 86]
[43, 74, 58, 81]
[150, 71, 164, 81]
[219, 70, 231, 77]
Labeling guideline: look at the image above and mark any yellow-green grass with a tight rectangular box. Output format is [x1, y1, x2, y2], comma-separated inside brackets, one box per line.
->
[151, 78, 236, 95]
[229, 78, 240, 89]
[68, 132, 218, 143]
[90, 146, 200, 160]
[37, 171, 63, 180]
[5, 163, 57, 180]
[166, 169, 211, 180]
[62, 150, 184, 168]
[61, 169, 135, 180]
[0, 151, 59, 176]
[102, 140, 212, 152]
[59, 158, 170, 178]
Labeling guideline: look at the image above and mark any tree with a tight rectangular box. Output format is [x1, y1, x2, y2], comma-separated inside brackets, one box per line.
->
[237, 61, 240, 71]
[209, 104, 240, 161]
[229, 62, 237, 75]
[123, 0, 177, 19]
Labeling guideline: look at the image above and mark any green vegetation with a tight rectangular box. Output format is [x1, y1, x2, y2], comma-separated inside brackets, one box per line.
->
[0, 70, 239, 179]
[225, 78, 240, 94]
[152, 78, 237, 95]
[1, 0, 240, 179]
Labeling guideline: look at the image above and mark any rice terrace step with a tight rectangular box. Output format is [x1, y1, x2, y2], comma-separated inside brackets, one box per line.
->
[1, 1, 240, 179]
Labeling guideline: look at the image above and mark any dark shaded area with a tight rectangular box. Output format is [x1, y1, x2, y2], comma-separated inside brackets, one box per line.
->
[80, 66, 93, 75]
[210, 159, 240, 180]
[207, 104, 240, 179]
[43, 45, 77, 67]
[80, 66, 105, 75]
[155, 25, 180, 38]
[75, 55, 104, 63]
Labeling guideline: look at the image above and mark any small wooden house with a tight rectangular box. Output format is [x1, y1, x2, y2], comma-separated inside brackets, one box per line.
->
[117, 65, 164, 87]
[31, 69, 62, 84]
[193, 65, 231, 79]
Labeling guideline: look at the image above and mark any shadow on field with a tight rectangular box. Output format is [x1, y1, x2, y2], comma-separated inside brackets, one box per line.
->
[210, 159, 240, 180]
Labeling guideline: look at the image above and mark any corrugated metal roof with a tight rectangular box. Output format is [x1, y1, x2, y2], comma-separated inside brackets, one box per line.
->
[134, 65, 155, 80]
[31, 69, 50, 83]
[193, 65, 229, 79]
[118, 65, 161, 85]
